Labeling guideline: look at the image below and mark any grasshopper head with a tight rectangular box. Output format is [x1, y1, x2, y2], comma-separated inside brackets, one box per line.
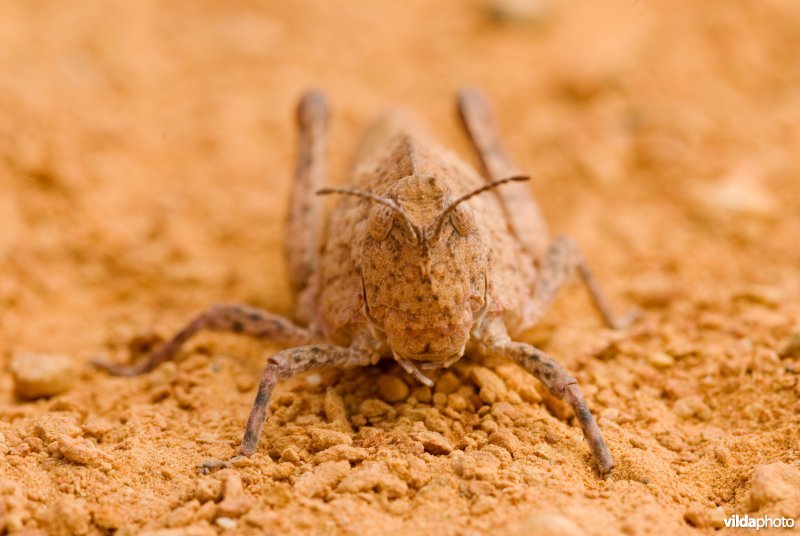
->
[318, 174, 527, 373]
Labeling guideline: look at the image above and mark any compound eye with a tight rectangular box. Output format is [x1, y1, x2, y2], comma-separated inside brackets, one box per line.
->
[450, 204, 475, 236]
[368, 204, 394, 241]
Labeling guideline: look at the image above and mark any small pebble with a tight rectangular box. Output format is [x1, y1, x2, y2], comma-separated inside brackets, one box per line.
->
[467, 480, 495, 497]
[414, 430, 454, 455]
[629, 437, 648, 450]
[435, 372, 460, 395]
[10, 352, 75, 399]
[491, 401, 521, 421]
[58, 436, 112, 471]
[469, 366, 507, 402]
[411, 385, 432, 402]
[447, 393, 468, 411]
[648, 352, 675, 368]
[513, 513, 583, 536]
[706, 165, 776, 215]
[489, 430, 521, 457]
[781, 332, 800, 358]
[683, 505, 708, 528]
[672, 396, 712, 421]
[708, 507, 727, 529]
[601, 408, 620, 421]
[532, 442, 558, 461]
[377, 375, 410, 402]
[628, 277, 680, 308]
[735, 286, 781, 308]
[215, 517, 237, 530]
[359, 398, 395, 418]
[489, 0, 552, 25]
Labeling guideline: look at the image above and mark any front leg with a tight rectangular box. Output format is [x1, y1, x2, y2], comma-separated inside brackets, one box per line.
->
[479, 333, 614, 477]
[201, 344, 371, 472]
[93, 303, 309, 376]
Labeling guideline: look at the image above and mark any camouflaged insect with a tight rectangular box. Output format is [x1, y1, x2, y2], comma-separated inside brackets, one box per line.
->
[95, 88, 637, 477]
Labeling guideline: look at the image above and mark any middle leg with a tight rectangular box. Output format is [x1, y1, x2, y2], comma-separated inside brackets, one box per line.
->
[524, 235, 639, 330]
[93, 303, 310, 376]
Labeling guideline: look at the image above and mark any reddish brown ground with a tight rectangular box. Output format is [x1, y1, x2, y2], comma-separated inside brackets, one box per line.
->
[2, 1, 800, 534]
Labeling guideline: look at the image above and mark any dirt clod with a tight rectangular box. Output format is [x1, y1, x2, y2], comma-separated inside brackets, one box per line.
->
[453, 451, 501, 480]
[672, 396, 712, 421]
[57, 436, 112, 470]
[414, 430, 454, 455]
[512, 513, 583, 536]
[336, 462, 408, 498]
[469, 366, 508, 404]
[294, 461, 351, 498]
[10, 353, 75, 399]
[309, 428, 352, 452]
[35, 497, 91, 536]
[748, 462, 800, 512]
[215, 472, 252, 518]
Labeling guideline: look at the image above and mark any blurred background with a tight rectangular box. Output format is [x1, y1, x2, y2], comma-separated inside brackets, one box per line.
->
[1, 0, 800, 533]
[2, 0, 799, 337]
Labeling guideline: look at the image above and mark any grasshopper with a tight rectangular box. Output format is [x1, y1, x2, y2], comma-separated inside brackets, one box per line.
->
[94, 88, 636, 477]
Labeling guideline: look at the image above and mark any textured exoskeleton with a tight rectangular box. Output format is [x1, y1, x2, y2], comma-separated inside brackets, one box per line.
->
[95, 89, 636, 477]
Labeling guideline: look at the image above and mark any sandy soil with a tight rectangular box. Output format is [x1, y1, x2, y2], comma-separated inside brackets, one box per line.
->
[2, 0, 800, 534]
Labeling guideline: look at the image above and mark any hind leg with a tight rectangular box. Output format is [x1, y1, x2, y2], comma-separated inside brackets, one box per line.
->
[287, 90, 329, 323]
[457, 87, 549, 258]
[459, 90, 636, 331]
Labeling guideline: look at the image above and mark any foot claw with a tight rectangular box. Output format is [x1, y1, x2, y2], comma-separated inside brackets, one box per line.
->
[199, 455, 244, 474]
[91, 358, 145, 377]
[598, 458, 615, 479]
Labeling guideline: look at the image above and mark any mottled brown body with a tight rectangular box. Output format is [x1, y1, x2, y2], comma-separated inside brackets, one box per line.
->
[316, 119, 534, 356]
[95, 89, 636, 477]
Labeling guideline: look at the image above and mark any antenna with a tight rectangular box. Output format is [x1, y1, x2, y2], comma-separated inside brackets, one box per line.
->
[426, 175, 529, 241]
[316, 187, 421, 243]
